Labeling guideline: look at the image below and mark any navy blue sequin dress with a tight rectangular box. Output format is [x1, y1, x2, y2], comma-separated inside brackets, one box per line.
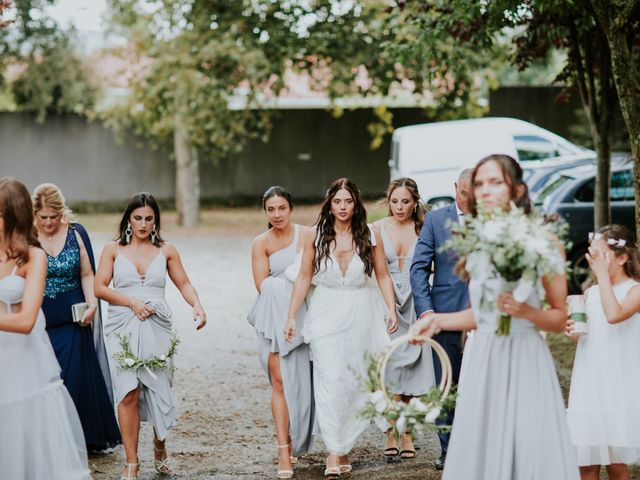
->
[43, 225, 121, 451]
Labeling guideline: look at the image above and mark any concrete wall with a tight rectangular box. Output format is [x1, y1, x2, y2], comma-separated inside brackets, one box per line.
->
[0, 108, 428, 205]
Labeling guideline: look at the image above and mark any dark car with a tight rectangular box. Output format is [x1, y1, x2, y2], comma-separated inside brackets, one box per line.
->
[536, 161, 635, 292]
[524, 152, 630, 195]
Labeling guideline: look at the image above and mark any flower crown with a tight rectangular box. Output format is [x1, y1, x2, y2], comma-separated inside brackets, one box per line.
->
[588, 232, 627, 247]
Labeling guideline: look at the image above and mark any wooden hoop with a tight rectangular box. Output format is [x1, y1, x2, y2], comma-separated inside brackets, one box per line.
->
[377, 334, 452, 402]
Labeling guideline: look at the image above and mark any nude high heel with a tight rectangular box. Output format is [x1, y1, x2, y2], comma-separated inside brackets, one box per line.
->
[120, 462, 138, 480]
[276, 443, 294, 479]
[154, 446, 170, 474]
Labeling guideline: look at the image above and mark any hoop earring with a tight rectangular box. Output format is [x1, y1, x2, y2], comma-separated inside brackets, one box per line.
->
[151, 226, 157, 244]
[125, 223, 132, 244]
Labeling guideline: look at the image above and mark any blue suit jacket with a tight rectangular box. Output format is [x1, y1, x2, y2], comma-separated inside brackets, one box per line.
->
[410, 203, 470, 316]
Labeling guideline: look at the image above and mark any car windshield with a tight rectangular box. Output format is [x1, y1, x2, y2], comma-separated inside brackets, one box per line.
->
[534, 174, 572, 206]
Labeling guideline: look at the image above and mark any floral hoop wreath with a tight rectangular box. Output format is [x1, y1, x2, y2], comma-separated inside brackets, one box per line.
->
[380, 333, 453, 401]
[364, 332, 455, 435]
[113, 332, 180, 380]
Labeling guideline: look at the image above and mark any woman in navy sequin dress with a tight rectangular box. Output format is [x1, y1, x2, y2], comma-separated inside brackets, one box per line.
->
[33, 184, 121, 451]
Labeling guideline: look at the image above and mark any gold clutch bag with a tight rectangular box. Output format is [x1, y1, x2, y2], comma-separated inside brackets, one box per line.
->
[71, 302, 89, 323]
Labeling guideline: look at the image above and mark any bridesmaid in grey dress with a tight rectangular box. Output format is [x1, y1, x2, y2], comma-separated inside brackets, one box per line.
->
[410, 155, 579, 480]
[248, 187, 314, 479]
[95, 193, 206, 480]
[372, 178, 435, 460]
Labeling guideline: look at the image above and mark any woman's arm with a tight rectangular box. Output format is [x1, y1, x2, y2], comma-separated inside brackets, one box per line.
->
[498, 272, 568, 333]
[284, 228, 316, 342]
[94, 243, 155, 321]
[74, 230, 98, 326]
[409, 308, 476, 342]
[251, 234, 270, 293]
[165, 243, 206, 330]
[372, 225, 398, 333]
[0, 248, 47, 334]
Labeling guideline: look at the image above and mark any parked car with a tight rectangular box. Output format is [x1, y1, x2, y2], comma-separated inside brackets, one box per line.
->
[389, 117, 591, 207]
[525, 152, 631, 196]
[536, 161, 635, 292]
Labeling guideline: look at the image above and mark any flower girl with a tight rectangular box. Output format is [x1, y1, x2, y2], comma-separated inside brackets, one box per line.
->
[567, 224, 640, 480]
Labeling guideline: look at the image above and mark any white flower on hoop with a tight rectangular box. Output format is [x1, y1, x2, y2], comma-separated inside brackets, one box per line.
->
[396, 415, 407, 435]
[124, 357, 135, 367]
[425, 406, 441, 424]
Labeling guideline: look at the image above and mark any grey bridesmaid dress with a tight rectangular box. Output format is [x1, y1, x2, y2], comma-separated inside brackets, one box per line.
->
[441, 264, 579, 479]
[247, 224, 315, 456]
[104, 251, 176, 441]
[380, 220, 435, 396]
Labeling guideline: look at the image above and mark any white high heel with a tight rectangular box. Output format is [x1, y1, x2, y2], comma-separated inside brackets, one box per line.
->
[276, 443, 294, 479]
[120, 462, 138, 480]
[154, 446, 170, 474]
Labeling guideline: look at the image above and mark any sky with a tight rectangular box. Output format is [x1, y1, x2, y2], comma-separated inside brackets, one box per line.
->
[47, 0, 108, 32]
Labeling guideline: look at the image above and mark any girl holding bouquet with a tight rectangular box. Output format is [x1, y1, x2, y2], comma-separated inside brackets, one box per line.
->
[95, 193, 207, 480]
[410, 155, 579, 479]
[248, 186, 315, 479]
[566, 225, 640, 480]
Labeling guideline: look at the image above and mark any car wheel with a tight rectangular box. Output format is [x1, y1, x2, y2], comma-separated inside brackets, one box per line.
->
[568, 247, 592, 294]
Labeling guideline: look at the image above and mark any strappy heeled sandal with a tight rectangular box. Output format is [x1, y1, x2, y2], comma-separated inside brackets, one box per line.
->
[276, 443, 294, 479]
[120, 462, 138, 480]
[154, 446, 170, 475]
[324, 457, 341, 478]
[339, 464, 352, 475]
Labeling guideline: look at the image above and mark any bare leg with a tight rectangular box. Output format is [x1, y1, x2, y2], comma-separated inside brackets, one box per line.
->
[579, 465, 600, 480]
[399, 395, 416, 458]
[606, 463, 630, 480]
[268, 353, 292, 472]
[118, 387, 141, 478]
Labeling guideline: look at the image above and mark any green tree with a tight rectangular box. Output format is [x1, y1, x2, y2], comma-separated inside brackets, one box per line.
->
[104, 0, 297, 226]
[0, 0, 96, 120]
[297, 1, 618, 226]
[589, 0, 640, 238]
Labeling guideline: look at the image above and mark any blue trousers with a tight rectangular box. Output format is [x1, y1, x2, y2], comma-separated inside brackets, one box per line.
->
[431, 330, 463, 454]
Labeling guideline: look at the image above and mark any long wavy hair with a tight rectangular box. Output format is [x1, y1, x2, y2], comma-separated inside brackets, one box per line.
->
[262, 186, 293, 229]
[468, 154, 532, 216]
[0, 177, 40, 265]
[116, 192, 164, 247]
[314, 178, 373, 276]
[385, 177, 425, 235]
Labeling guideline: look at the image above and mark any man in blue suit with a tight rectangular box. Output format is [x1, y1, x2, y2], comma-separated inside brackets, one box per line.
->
[409, 169, 472, 470]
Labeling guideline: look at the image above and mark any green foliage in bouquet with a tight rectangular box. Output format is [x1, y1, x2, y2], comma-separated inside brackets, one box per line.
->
[361, 355, 457, 436]
[113, 332, 180, 374]
[441, 203, 569, 335]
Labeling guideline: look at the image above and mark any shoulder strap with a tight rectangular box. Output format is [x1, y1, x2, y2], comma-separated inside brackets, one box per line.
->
[11, 264, 17, 275]
[292, 223, 300, 247]
[72, 223, 96, 273]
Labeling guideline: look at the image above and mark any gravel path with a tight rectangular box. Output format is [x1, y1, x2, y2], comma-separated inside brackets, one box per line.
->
[89, 232, 443, 480]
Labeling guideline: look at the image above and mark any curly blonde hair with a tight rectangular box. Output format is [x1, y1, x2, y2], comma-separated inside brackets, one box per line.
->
[32, 183, 75, 223]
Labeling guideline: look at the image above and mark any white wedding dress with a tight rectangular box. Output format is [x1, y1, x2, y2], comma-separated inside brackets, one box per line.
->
[302, 231, 390, 455]
[0, 266, 90, 479]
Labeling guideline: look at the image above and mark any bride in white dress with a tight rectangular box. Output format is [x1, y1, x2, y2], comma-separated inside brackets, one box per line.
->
[285, 177, 398, 477]
[0, 178, 90, 480]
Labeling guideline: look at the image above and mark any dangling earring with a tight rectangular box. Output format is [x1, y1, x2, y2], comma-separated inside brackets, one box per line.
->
[329, 211, 333, 216]
[355, 208, 359, 214]
[414, 205, 417, 213]
[125, 223, 132, 244]
[151, 226, 157, 244]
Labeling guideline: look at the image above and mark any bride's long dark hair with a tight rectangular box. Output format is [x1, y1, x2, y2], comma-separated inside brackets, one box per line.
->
[313, 178, 373, 276]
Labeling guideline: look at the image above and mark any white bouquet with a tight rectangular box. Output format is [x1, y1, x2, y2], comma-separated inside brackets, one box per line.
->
[441, 202, 567, 335]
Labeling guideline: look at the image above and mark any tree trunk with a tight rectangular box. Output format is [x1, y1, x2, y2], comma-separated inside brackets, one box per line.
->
[590, 0, 640, 238]
[174, 117, 200, 227]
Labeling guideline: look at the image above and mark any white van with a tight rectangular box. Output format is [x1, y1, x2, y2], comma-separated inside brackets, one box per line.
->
[389, 117, 588, 206]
